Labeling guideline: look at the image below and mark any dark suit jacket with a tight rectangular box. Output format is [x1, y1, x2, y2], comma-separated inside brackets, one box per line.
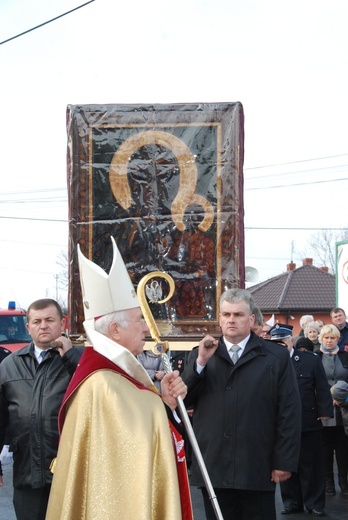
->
[291, 349, 333, 431]
[182, 332, 301, 491]
[337, 322, 348, 351]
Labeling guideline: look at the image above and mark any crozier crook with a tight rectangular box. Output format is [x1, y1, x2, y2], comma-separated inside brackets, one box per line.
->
[137, 271, 224, 520]
[137, 271, 174, 353]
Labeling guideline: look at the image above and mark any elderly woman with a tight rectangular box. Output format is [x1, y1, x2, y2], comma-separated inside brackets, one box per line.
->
[319, 324, 348, 496]
[304, 321, 321, 352]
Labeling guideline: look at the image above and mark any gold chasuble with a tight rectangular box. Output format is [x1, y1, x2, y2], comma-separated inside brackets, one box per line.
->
[46, 327, 192, 520]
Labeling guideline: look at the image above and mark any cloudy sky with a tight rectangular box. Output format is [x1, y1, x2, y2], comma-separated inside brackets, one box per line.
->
[1, 0, 348, 309]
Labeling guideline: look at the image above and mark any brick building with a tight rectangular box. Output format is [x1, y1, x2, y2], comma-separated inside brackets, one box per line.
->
[247, 258, 335, 335]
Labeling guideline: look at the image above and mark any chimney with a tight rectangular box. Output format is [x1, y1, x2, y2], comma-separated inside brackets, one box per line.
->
[287, 262, 296, 271]
[319, 266, 329, 273]
[302, 258, 313, 266]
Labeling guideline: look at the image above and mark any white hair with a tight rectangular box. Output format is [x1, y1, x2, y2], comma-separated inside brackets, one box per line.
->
[300, 315, 314, 328]
[220, 288, 255, 315]
[94, 310, 130, 335]
[304, 321, 320, 337]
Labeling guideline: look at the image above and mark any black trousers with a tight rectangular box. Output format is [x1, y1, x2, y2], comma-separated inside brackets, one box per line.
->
[13, 485, 51, 520]
[202, 487, 277, 520]
[322, 425, 348, 479]
[280, 430, 326, 511]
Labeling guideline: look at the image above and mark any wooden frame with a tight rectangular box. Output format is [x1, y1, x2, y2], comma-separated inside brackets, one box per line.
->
[67, 103, 245, 339]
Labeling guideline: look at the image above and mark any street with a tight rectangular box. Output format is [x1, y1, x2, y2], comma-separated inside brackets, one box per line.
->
[1, 462, 348, 519]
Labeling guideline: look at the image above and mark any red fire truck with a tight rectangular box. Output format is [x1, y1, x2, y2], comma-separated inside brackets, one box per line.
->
[0, 302, 31, 353]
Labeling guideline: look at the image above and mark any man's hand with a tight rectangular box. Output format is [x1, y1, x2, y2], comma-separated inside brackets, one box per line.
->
[161, 370, 187, 411]
[197, 335, 218, 366]
[271, 469, 291, 483]
[0, 474, 3, 487]
[51, 336, 73, 357]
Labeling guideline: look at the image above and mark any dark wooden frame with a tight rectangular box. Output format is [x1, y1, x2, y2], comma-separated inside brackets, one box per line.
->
[67, 103, 245, 338]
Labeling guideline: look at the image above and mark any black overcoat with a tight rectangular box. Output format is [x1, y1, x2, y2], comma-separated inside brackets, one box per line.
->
[0, 343, 83, 488]
[182, 332, 301, 491]
[290, 349, 333, 431]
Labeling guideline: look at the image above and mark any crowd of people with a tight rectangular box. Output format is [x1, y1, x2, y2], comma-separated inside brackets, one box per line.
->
[146, 305, 348, 519]
[1, 239, 348, 519]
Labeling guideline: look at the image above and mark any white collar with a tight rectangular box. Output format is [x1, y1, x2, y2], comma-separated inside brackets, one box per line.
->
[223, 334, 250, 354]
[84, 319, 154, 389]
[33, 345, 49, 362]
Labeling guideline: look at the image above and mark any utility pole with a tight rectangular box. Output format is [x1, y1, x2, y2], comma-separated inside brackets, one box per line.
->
[55, 274, 59, 301]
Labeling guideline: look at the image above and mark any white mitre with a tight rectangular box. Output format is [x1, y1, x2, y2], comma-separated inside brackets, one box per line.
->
[77, 236, 139, 320]
[77, 237, 154, 389]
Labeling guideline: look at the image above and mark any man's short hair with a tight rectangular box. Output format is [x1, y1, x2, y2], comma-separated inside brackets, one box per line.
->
[252, 306, 264, 326]
[27, 299, 63, 320]
[330, 307, 346, 317]
[220, 288, 255, 315]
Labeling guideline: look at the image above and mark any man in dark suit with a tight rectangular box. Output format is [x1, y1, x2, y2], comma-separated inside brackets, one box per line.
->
[269, 324, 334, 517]
[330, 307, 348, 351]
[182, 289, 301, 520]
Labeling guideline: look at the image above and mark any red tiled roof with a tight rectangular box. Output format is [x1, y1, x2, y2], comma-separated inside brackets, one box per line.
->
[247, 264, 335, 312]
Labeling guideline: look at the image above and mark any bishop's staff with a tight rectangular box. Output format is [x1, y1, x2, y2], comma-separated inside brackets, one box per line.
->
[137, 272, 224, 520]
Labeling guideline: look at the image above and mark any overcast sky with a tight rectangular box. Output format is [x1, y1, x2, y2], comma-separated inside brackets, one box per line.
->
[1, 0, 348, 309]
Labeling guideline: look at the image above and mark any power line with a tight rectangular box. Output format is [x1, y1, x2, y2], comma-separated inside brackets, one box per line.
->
[244, 153, 348, 171]
[0, 265, 58, 275]
[245, 162, 348, 181]
[0, 1, 96, 46]
[3, 170, 348, 198]
[245, 227, 347, 231]
[0, 215, 67, 223]
[0, 187, 67, 205]
[0, 170, 346, 202]
[1, 188, 65, 195]
[0, 199, 67, 205]
[1, 154, 347, 201]
[0, 159, 346, 224]
[245, 175, 348, 191]
[0, 238, 66, 247]
[0, 213, 346, 232]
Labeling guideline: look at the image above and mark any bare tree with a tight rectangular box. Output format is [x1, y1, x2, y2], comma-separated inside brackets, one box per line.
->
[296, 229, 348, 273]
[48, 249, 69, 311]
